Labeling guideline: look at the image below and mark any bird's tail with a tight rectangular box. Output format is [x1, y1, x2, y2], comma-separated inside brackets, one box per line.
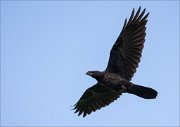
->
[127, 84, 158, 99]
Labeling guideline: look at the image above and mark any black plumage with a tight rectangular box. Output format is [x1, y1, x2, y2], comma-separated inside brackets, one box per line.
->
[73, 7, 158, 117]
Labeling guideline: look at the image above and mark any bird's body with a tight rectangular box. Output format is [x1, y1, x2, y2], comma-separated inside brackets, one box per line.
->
[73, 7, 158, 117]
[87, 71, 130, 92]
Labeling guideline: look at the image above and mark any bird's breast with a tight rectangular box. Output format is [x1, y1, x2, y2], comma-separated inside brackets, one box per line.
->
[102, 73, 125, 85]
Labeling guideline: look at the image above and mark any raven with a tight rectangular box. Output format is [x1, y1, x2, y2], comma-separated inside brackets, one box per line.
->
[73, 7, 158, 117]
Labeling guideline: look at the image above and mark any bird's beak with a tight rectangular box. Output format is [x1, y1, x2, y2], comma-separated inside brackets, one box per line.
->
[86, 71, 93, 76]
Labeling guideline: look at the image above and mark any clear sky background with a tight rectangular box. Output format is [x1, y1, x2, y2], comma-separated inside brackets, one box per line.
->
[1, 1, 179, 126]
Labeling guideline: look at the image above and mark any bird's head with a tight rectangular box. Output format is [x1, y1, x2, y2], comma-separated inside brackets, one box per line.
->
[86, 71, 104, 80]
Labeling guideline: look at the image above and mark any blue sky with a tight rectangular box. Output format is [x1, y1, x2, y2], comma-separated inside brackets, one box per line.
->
[1, 1, 179, 126]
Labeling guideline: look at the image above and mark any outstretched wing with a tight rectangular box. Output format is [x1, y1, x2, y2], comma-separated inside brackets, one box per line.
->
[73, 82, 121, 117]
[106, 7, 149, 81]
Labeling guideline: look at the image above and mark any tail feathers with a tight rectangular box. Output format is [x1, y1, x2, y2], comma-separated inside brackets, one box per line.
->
[127, 84, 158, 99]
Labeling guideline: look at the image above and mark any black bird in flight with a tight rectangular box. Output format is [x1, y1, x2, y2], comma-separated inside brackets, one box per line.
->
[73, 7, 158, 117]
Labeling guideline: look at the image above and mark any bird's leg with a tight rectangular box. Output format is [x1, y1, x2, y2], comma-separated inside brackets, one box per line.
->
[110, 84, 127, 93]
